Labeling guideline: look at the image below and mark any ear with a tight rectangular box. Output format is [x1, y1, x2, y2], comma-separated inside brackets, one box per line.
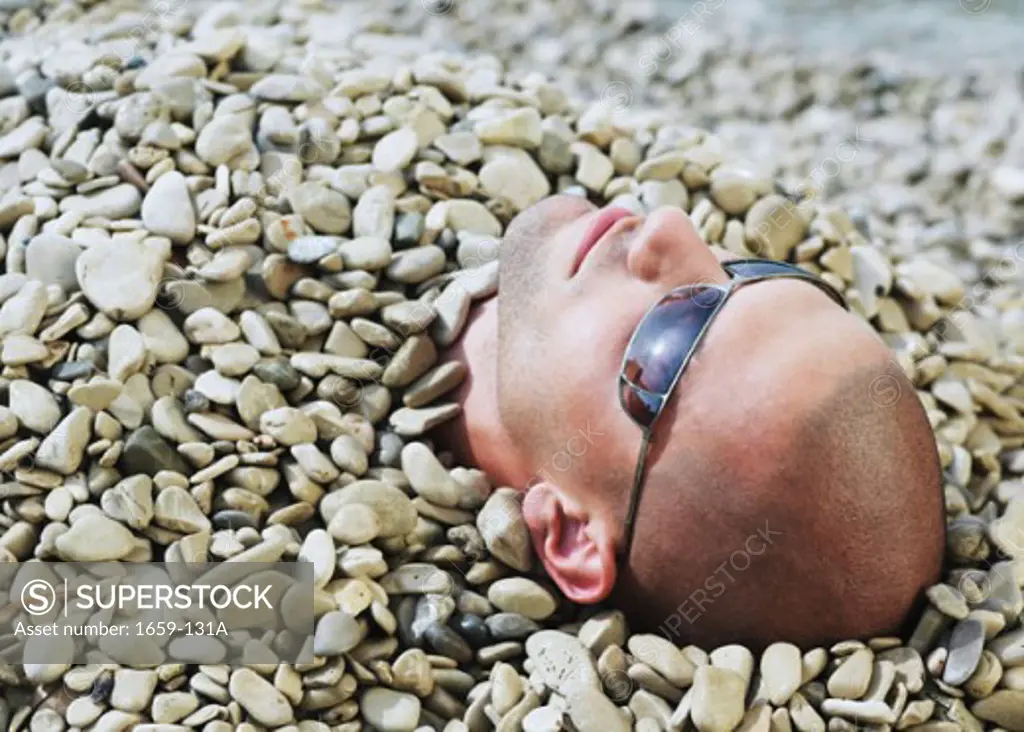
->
[522, 483, 617, 604]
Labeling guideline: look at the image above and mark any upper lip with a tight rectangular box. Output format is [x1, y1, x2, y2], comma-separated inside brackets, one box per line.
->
[571, 206, 635, 276]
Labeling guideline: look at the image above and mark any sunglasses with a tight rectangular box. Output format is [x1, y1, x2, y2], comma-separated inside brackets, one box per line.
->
[617, 258, 848, 561]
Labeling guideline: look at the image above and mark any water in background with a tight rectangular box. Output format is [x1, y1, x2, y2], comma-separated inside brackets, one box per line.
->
[659, 0, 1023, 72]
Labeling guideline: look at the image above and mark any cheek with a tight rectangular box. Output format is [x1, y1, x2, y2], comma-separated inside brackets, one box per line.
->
[551, 305, 634, 404]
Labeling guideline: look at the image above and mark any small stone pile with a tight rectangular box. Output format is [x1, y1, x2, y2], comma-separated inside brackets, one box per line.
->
[0, 0, 1022, 731]
[387, 0, 1024, 298]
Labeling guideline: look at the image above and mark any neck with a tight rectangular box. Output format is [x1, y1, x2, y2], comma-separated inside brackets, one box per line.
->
[434, 297, 531, 487]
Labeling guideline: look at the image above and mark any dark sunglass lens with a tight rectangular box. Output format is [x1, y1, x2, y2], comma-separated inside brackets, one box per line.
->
[623, 286, 724, 396]
[620, 382, 662, 427]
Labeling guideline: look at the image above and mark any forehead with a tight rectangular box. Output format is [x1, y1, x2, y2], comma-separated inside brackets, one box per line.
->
[503, 194, 595, 247]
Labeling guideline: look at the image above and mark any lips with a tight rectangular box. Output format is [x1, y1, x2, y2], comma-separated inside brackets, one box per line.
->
[571, 206, 635, 276]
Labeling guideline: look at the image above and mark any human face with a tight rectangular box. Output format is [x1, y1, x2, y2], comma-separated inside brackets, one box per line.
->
[496, 195, 729, 501]
[496, 194, 860, 544]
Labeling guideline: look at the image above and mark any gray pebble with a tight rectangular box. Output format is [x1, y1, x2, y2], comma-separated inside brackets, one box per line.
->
[425, 621, 474, 664]
[121, 426, 189, 476]
[486, 613, 541, 641]
[943, 618, 985, 686]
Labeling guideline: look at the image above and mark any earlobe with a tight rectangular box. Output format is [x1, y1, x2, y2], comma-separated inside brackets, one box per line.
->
[522, 483, 617, 604]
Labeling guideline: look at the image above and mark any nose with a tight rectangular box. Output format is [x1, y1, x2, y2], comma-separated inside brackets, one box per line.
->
[625, 206, 724, 286]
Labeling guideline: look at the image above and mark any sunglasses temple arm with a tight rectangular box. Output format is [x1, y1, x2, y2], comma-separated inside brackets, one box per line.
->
[620, 430, 653, 561]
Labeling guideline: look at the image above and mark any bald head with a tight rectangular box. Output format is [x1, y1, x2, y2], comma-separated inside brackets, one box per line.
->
[614, 354, 944, 647]
[455, 194, 944, 647]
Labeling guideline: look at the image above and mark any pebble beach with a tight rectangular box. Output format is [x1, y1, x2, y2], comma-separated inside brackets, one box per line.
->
[0, 0, 1022, 730]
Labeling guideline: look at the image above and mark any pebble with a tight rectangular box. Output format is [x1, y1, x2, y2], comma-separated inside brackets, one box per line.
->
[971, 690, 1024, 731]
[259, 406, 317, 446]
[183, 307, 240, 343]
[393, 648, 434, 696]
[943, 618, 985, 686]
[479, 155, 551, 211]
[313, 611, 365, 656]
[488, 578, 557, 620]
[425, 621, 473, 664]
[431, 284, 472, 347]
[710, 645, 755, 686]
[110, 669, 158, 713]
[380, 563, 453, 594]
[360, 687, 421, 732]
[323, 480, 417, 537]
[477, 487, 533, 571]
[209, 342, 259, 376]
[0, 407, 17, 439]
[487, 613, 541, 641]
[195, 115, 253, 166]
[100, 475, 153, 529]
[288, 182, 351, 235]
[690, 666, 746, 732]
[0, 280, 47, 336]
[819, 699, 895, 725]
[137, 309, 190, 363]
[122, 426, 189, 476]
[404, 361, 467, 408]
[354, 184, 396, 239]
[34, 406, 91, 475]
[55, 513, 137, 561]
[151, 692, 199, 724]
[229, 668, 294, 727]
[744, 194, 806, 260]
[788, 692, 825, 732]
[927, 584, 970, 620]
[288, 235, 339, 263]
[628, 635, 695, 689]
[452, 613, 491, 648]
[383, 335, 438, 387]
[387, 245, 446, 284]
[9, 379, 61, 433]
[75, 238, 163, 321]
[401, 441, 464, 508]
[108, 324, 147, 382]
[328, 502, 381, 544]
[389, 403, 461, 436]
[60, 183, 141, 220]
[1, 334, 45, 368]
[523, 706, 565, 732]
[153, 485, 211, 533]
[761, 642, 803, 706]
[826, 648, 874, 700]
[250, 73, 325, 102]
[142, 171, 195, 244]
[24, 233, 81, 292]
[374, 127, 420, 173]
[339, 236, 393, 270]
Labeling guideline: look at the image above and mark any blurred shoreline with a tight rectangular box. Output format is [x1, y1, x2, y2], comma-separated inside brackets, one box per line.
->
[657, 0, 1023, 72]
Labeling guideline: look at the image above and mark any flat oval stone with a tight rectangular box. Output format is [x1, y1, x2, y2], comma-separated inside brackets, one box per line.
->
[360, 687, 421, 732]
[313, 611, 365, 656]
[320, 480, 417, 538]
[944, 618, 985, 686]
[488, 578, 557, 621]
[424, 621, 473, 663]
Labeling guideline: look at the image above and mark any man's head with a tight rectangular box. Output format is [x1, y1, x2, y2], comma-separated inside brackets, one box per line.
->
[456, 193, 944, 647]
